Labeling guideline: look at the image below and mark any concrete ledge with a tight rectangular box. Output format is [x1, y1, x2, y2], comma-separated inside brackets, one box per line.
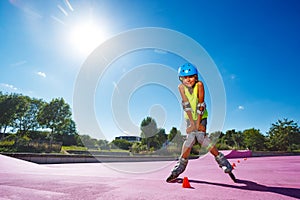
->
[1, 153, 179, 164]
[3, 151, 299, 164]
[252, 151, 300, 157]
[66, 150, 131, 156]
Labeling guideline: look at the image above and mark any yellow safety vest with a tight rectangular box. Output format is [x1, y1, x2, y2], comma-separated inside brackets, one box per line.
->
[184, 83, 208, 120]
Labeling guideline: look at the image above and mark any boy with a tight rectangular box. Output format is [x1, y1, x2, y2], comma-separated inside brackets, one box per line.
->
[166, 63, 232, 182]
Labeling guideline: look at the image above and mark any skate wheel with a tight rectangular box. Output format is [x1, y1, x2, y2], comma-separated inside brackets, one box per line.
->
[166, 175, 178, 183]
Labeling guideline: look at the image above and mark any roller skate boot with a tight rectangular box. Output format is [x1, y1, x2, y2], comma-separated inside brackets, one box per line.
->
[166, 157, 188, 182]
[215, 152, 233, 173]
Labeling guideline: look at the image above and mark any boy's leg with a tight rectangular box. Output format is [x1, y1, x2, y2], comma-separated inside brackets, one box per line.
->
[212, 147, 233, 173]
[181, 143, 191, 159]
[195, 118, 232, 174]
[198, 133, 233, 174]
[166, 133, 195, 182]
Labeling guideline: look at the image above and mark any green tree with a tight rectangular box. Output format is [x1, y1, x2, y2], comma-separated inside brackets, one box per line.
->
[232, 131, 244, 149]
[153, 128, 168, 149]
[140, 117, 168, 151]
[223, 129, 236, 148]
[12, 95, 30, 135]
[267, 118, 300, 151]
[79, 134, 97, 148]
[209, 131, 224, 144]
[223, 129, 245, 149]
[37, 98, 72, 146]
[243, 128, 266, 151]
[13, 96, 43, 136]
[97, 139, 109, 150]
[140, 117, 158, 150]
[22, 98, 44, 132]
[60, 120, 79, 146]
[211, 131, 229, 150]
[0, 93, 20, 135]
[168, 127, 183, 147]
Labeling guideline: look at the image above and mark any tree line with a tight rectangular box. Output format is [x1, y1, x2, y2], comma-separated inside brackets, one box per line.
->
[212, 118, 300, 152]
[116, 117, 300, 154]
[0, 92, 74, 136]
[1, 92, 300, 153]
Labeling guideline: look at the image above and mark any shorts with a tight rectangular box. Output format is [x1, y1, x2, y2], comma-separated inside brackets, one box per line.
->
[184, 118, 208, 148]
[186, 118, 207, 129]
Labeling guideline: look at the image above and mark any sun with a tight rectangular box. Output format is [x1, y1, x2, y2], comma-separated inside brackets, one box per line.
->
[69, 21, 107, 56]
[50, 1, 109, 57]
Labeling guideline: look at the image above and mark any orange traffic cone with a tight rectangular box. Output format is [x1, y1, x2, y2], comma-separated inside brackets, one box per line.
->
[182, 177, 192, 188]
[232, 163, 236, 168]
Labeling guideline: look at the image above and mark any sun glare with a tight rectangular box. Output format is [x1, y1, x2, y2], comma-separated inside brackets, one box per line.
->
[69, 21, 107, 56]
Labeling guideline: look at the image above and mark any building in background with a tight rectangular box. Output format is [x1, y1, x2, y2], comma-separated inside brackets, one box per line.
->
[115, 136, 141, 142]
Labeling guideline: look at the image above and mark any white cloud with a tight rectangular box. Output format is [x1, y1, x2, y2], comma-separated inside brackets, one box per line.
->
[11, 60, 27, 67]
[1, 83, 17, 90]
[37, 71, 46, 78]
[238, 105, 244, 110]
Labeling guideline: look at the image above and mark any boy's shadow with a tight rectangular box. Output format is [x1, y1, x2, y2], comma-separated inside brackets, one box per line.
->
[175, 178, 300, 199]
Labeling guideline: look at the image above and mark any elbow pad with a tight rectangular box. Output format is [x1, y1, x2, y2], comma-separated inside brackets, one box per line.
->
[182, 101, 192, 112]
[197, 102, 206, 115]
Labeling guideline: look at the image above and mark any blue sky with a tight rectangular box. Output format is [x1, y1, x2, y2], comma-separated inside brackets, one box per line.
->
[1, 0, 300, 141]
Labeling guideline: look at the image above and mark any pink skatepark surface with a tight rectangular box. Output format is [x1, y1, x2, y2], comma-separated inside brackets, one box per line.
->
[0, 152, 299, 200]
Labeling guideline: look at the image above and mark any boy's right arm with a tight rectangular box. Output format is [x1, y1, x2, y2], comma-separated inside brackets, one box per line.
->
[178, 84, 196, 133]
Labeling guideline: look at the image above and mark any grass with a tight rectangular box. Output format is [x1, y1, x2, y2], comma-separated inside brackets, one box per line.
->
[97, 149, 129, 152]
[61, 146, 130, 152]
[0, 140, 15, 146]
[61, 146, 88, 151]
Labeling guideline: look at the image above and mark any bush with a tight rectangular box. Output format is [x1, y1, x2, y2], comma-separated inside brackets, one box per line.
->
[0, 139, 16, 152]
[0, 135, 62, 153]
[111, 139, 132, 150]
[131, 143, 147, 154]
[215, 143, 230, 150]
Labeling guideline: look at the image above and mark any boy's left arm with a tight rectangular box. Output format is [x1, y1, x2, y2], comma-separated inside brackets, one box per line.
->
[197, 81, 206, 132]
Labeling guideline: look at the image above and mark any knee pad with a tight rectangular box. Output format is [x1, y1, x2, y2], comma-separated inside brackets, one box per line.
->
[195, 132, 205, 144]
[184, 132, 196, 148]
[202, 135, 211, 148]
[196, 132, 213, 150]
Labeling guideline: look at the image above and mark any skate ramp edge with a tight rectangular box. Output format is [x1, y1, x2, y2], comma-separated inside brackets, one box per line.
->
[223, 150, 252, 159]
[0, 154, 45, 173]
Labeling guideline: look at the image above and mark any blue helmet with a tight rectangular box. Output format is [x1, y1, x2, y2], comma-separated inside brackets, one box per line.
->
[178, 63, 198, 77]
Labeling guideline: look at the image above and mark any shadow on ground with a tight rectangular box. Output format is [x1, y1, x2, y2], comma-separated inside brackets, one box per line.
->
[174, 178, 300, 199]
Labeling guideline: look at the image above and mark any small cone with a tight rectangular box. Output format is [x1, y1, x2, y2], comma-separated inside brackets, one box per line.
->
[182, 177, 192, 188]
[237, 160, 240, 163]
[232, 163, 236, 168]
[244, 158, 247, 161]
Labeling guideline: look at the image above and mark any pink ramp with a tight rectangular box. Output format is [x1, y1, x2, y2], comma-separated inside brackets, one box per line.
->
[223, 150, 252, 159]
[0, 154, 300, 200]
